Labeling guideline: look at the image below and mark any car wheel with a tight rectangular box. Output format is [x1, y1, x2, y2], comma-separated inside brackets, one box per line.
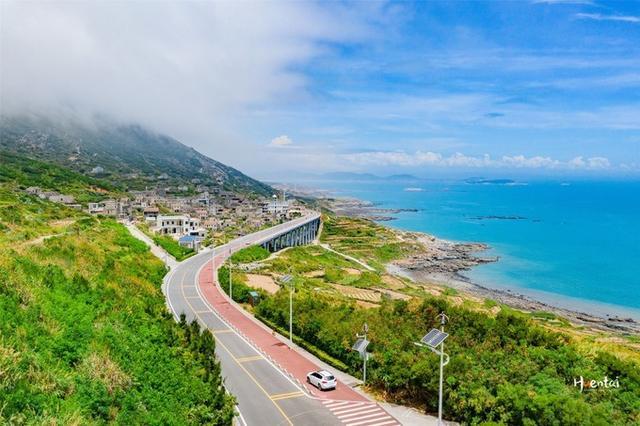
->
[306, 376, 310, 384]
[317, 382, 323, 390]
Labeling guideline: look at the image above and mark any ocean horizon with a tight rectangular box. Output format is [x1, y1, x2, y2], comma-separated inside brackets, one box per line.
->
[293, 177, 640, 320]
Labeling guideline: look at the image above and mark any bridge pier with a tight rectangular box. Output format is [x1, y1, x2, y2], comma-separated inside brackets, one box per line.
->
[260, 217, 321, 253]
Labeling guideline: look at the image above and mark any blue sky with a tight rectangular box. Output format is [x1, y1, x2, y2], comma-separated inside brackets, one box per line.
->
[2, 0, 639, 177]
[249, 1, 640, 178]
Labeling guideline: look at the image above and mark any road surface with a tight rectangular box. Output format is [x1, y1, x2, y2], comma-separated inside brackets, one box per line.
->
[164, 214, 401, 426]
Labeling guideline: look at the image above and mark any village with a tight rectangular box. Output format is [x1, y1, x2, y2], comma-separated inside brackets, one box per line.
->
[25, 182, 310, 252]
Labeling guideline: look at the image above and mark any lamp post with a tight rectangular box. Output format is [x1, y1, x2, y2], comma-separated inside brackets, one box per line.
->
[211, 233, 215, 285]
[228, 248, 232, 300]
[415, 312, 450, 426]
[353, 323, 370, 384]
[272, 194, 277, 222]
[280, 274, 294, 343]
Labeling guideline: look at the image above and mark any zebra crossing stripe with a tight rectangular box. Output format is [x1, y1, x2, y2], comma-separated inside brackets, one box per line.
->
[337, 408, 384, 420]
[331, 403, 369, 415]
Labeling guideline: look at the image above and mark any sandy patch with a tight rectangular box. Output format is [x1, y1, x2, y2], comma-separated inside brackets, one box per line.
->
[50, 219, 75, 227]
[356, 300, 380, 309]
[374, 288, 412, 301]
[343, 267, 362, 276]
[381, 274, 405, 290]
[245, 274, 280, 294]
[304, 270, 325, 278]
[330, 284, 381, 302]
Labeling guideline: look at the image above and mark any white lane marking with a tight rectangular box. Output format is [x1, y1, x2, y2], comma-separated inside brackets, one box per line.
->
[163, 267, 251, 425]
[331, 403, 369, 415]
[337, 408, 384, 420]
[192, 254, 306, 395]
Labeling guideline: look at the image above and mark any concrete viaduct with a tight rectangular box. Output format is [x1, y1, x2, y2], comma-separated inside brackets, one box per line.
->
[257, 213, 321, 252]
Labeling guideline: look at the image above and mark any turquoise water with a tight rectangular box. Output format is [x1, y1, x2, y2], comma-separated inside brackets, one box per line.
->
[297, 178, 640, 318]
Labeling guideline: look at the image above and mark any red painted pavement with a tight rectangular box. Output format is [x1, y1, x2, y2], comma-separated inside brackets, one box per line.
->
[198, 255, 369, 403]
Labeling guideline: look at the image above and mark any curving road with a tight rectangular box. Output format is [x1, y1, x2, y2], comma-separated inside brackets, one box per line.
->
[163, 214, 401, 426]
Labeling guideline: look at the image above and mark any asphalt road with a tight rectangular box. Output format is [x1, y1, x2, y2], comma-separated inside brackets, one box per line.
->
[164, 214, 401, 426]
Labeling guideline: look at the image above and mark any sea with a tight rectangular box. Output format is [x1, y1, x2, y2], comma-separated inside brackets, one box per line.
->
[292, 178, 640, 320]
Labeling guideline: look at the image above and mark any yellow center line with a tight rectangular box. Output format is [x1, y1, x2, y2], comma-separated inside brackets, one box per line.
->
[212, 329, 234, 334]
[179, 269, 294, 426]
[269, 390, 305, 401]
[236, 355, 264, 363]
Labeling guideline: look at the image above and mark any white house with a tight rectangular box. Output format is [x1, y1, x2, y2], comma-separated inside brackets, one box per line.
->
[155, 215, 204, 237]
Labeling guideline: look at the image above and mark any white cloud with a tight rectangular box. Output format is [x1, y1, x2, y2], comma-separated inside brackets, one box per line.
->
[568, 156, 611, 169]
[0, 1, 378, 162]
[342, 150, 612, 170]
[268, 135, 293, 148]
[575, 13, 640, 23]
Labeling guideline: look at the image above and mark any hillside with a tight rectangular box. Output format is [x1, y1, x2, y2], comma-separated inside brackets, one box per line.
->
[0, 162, 235, 423]
[0, 115, 273, 196]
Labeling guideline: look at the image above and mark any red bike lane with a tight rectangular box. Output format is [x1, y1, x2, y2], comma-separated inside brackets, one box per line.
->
[198, 257, 370, 403]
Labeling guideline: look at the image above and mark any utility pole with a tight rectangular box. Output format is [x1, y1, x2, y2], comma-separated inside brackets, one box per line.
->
[228, 248, 232, 300]
[211, 231, 215, 285]
[436, 312, 448, 426]
[289, 281, 293, 343]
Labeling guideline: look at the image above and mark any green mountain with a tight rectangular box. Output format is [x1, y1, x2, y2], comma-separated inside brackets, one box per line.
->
[0, 115, 273, 196]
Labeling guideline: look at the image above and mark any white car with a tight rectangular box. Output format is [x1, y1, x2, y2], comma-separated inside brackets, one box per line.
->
[306, 370, 337, 391]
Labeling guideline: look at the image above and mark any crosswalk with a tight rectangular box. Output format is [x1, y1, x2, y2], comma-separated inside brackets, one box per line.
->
[322, 399, 400, 426]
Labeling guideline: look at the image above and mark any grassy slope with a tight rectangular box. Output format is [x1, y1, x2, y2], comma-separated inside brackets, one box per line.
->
[230, 214, 640, 425]
[0, 151, 123, 203]
[0, 158, 234, 423]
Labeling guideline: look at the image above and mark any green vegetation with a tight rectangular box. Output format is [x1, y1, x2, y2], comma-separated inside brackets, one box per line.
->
[255, 288, 639, 425]
[228, 215, 640, 425]
[320, 214, 421, 270]
[0, 151, 120, 203]
[0, 172, 234, 423]
[1, 115, 273, 196]
[229, 245, 270, 264]
[152, 234, 195, 261]
[218, 266, 267, 305]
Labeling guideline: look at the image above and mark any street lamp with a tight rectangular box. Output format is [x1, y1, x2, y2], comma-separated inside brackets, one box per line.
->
[228, 248, 233, 300]
[352, 323, 371, 384]
[211, 231, 215, 286]
[415, 313, 450, 426]
[272, 194, 277, 222]
[280, 274, 294, 343]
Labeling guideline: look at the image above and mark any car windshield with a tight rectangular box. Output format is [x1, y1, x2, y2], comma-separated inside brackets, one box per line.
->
[325, 375, 335, 381]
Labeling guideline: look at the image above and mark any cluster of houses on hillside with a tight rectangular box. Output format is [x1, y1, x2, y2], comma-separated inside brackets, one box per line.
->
[26, 187, 81, 209]
[24, 185, 310, 253]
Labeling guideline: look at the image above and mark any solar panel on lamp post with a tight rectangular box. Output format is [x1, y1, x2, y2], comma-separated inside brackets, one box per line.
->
[352, 323, 370, 384]
[414, 312, 449, 426]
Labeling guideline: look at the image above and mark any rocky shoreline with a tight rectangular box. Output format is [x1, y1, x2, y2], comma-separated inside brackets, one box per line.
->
[322, 196, 640, 334]
[317, 197, 418, 221]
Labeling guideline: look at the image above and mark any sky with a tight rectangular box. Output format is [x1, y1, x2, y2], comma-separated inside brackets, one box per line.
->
[1, 0, 639, 179]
